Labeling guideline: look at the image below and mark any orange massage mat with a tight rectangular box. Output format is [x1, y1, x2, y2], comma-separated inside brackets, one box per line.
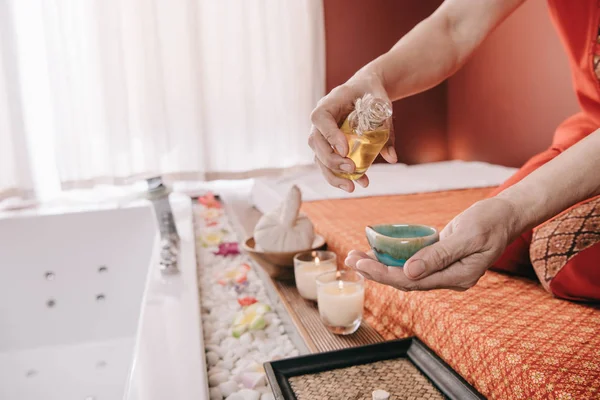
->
[302, 188, 600, 400]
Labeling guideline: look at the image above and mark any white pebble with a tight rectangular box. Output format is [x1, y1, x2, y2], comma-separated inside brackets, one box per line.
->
[240, 372, 266, 389]
[207, 344, 225, 358]
[210, 387, 223, 400]
[209, 367, 225, 376]
[260, 393, 274, 400]
[221, 359, 234, 370]
[283, 342, 295, 354]
[234, 346, 249, 359]
[222, 337, 237, 348]
[268, 349, 284, 360]
[289, 350, 299, 357]
[256, 387, 271, 394]
[239, 333, 253, 346]
[265, 325, 278, 336]
[206, 351, 220, 366]
[253, 331, 267, 341]
[219, 380, 240, 397]
[209, 371, 230, 387]
[236, 389, 260, 400]
[225, 350, 240, 363]
[225, 394, 243, 400]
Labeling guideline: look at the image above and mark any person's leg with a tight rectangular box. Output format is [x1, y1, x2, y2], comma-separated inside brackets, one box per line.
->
[488, 148, 562, 278]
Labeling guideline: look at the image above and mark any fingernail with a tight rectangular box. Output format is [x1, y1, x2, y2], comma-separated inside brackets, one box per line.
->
[338, 184, 349, 192]
[356, 179, 367, 188]
[388, 146, 397, 162]
[340, 163, 353, 172]
[355, 260, 366, 271]
[335, 144, 346, 156]
[405, 260, 425, 278]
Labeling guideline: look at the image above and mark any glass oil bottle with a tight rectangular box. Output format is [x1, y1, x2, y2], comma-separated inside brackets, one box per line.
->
[334, 94, 393, 181]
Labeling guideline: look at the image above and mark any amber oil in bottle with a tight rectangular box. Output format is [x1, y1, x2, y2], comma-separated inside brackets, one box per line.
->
[334, 94, 392, 180]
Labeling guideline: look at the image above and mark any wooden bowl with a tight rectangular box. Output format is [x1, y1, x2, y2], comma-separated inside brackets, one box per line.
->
[242, 235, 326, 280]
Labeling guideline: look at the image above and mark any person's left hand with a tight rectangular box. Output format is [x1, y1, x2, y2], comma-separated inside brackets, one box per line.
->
[345, 197, 521, 291]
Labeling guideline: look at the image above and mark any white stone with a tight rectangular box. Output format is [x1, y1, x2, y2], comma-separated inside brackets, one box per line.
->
[209, 371, 230, 387]
[225, 350, 240, 363]
[222, 337, 237, 348]
[289, 350, 299, 357]
[208, 367, 225, 377]
[225, 394, 244, 400]
[234, 346, 249, 359]
[265, 325, 278, 336]
[256, 387, 271, 394]
[221, 359, 234, 370]
[253, 331, 267, 341]
[283, 342, 295, 354]
[236, 389, 260, 400]
[239, 333, 253, 346]
[206, 351, 220, 366]
[209, 387, 223, 400]
[240, 372, 266, 389]
[219, 380, 240, 397]
[260, 393, 274, 400]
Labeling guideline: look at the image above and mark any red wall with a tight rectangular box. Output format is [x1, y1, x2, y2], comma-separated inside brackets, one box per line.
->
[323, 0, 580, 168]
[323, 0, 448, 164]
[446, 0, 579, 167]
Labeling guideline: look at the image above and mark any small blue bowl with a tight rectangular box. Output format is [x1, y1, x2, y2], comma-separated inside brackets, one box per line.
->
[365, 224, 439, 267]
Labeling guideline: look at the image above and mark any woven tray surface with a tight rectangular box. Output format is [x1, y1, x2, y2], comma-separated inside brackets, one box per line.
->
[288, 358, 447, 400]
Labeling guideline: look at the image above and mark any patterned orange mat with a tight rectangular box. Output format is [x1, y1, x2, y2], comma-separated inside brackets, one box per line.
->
[302, 188, 600, 400]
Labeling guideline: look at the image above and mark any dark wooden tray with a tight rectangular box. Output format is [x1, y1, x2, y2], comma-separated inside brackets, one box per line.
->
[264, 337, 485, 400]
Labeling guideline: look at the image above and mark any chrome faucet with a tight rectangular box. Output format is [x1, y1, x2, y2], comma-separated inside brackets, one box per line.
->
[145, 176, 180, 275]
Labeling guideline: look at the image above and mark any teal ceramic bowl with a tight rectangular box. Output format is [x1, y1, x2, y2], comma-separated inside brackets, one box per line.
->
[365, 224, 439, 267]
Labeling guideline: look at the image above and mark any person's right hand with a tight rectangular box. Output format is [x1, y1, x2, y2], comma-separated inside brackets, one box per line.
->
[308, 71, 397, 192]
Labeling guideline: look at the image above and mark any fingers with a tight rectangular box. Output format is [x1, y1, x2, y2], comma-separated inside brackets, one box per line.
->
[345, 251, 413, 288]
[315, 158, 354, 193]
[355, 174, 369, 188]
[403, 232, 476, 280]
[310, 108, 348, 157]
[345, 249, 485, 292]
[309, 126, 355, 174]
[379, 122, 397, 164]
[398, 254, 486, 291]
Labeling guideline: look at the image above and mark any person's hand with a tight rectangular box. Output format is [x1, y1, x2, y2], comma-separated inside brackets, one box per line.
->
[345, 197, 521, 291]
[308, 71, 397, 192]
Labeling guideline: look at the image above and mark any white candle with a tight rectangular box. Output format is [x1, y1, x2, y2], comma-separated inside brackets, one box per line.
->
[294, 255, 337, 301]
[317, 279, 364, 327]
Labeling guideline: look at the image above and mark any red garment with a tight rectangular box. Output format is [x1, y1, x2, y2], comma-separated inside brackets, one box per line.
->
[490, 0, 600, 301]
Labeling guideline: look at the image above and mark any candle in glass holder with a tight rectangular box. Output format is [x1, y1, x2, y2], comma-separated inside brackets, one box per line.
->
[316, 270, 364, 335]
[293, 251, 337, 301]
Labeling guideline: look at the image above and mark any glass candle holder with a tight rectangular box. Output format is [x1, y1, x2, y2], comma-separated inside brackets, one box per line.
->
[316, 270, 365, 335]
[293, 251, 337, 301]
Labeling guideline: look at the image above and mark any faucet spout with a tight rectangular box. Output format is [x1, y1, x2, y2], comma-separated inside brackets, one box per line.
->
[145, 176, 180, 275]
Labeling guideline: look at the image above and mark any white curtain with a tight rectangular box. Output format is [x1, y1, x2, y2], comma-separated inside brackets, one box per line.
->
[0, 0, 324, 200]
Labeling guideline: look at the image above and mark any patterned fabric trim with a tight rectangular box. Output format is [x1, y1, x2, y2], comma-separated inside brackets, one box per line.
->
[530, 197, 600, 290]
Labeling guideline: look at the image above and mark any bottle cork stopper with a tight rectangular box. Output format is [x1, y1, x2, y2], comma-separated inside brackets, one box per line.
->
[372, 389, 390, 400]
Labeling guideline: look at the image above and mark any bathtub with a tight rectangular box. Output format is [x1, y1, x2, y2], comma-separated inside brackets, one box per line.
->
[0, 194, 208, 400]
